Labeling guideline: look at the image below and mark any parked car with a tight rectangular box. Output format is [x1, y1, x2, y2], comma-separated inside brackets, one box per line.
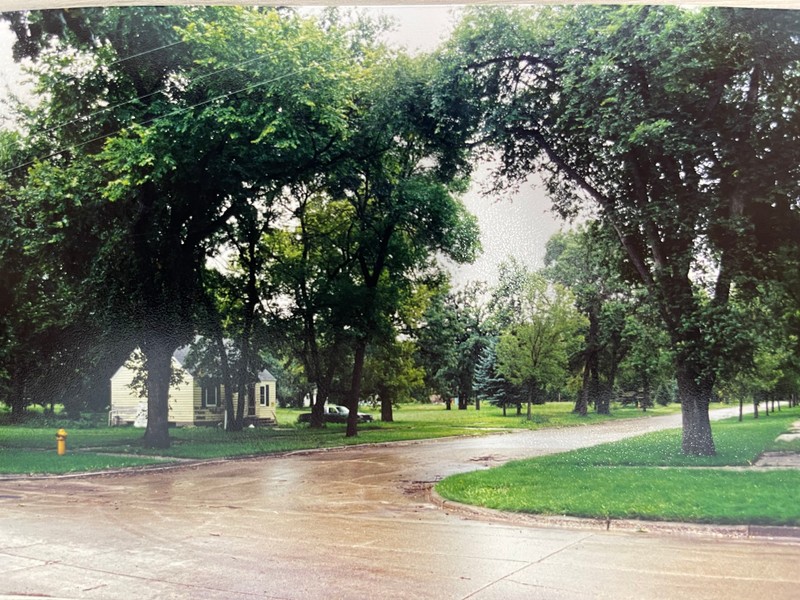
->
[298, 405, 373, 424]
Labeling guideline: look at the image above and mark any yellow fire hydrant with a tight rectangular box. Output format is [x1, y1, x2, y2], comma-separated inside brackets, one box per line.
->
[56, 428, 68, 456]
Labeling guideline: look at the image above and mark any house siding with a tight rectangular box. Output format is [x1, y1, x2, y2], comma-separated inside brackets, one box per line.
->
[110, 349, 277, 426]
[168, 374, 196, 425]
[254, 381, 278, 422]
[109, 361, 145, 425]
[109, 357, 198, 425]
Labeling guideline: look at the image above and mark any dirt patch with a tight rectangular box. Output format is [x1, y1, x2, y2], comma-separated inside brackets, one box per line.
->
[469, 454, 507, 464]
[400, 479, 440, 497]
[753, 451, 800, 468]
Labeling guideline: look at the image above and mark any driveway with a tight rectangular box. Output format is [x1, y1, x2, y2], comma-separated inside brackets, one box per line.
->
[2, 408, 799, 599]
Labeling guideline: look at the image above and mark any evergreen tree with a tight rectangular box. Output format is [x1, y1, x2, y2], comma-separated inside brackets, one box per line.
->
[473, 338, 522, 416]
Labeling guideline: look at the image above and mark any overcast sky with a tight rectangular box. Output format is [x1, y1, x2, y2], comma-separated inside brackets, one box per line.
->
[355, 5, 564, 286]
[0, 5, 564, 287]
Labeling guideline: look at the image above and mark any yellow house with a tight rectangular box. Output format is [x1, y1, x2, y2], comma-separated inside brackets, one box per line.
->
[109, 346, 277, 427]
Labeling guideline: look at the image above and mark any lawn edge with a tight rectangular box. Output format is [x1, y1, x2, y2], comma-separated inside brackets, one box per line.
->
[429, 488, 800, 542]
[0, 430, 501, 480]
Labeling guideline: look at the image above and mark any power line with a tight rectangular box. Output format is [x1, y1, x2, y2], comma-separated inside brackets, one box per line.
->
[35, 48, 281, 141]
[2, 58, 335, 177]
[107, 40, 185, 68]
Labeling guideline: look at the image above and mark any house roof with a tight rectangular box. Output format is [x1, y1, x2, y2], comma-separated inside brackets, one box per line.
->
[172, 346, 276, 382]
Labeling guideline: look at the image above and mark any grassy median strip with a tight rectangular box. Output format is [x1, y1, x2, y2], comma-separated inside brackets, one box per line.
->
[1, 402, 678, 474]
[436, 408, 800, 526]
[0, 449, 172, 475]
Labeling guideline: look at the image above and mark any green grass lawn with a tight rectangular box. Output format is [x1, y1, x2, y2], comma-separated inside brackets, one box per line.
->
[436, 407, 800, 526]
[0, 449, 173, 475]
[0, 401, 678, 474]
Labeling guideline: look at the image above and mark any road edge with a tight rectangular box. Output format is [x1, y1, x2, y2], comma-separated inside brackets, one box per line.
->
[429, 488, 800, 542]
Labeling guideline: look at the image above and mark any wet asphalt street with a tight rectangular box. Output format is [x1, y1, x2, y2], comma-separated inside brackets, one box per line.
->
[2, 408, 799, 599]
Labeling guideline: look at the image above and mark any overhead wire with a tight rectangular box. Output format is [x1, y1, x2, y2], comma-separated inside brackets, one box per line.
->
[3, 56, 336, 177]
[106, 39, 185, 68]
[19, 38, 186, 138]
[35, 45, 282, 141]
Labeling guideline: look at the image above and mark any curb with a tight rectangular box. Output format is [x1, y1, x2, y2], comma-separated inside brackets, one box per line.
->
[429, 489, 800, 542]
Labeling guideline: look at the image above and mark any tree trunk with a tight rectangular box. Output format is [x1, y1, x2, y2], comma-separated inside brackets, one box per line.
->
[310, 396, 326, 428]
[346, 341, 367, 438]
[444, 397, 452, 410]
[309, 380, 330, 428]
[526, 381, 534, 421]
[739, 396, 743, 422]
[676, 364, 715, 456]
[593, 378, 608, 414]
[233, 231, 261, 431]
[380, 391, 393, 422]
[142, 338, 174, 449]
[380, 401, 393, 421]
[585, 307, 606, 414]
[205, 305, 236, 432]
[235, 377, 247, 430]
[9, 376, 26, 423]
[574, 361, 590, 416]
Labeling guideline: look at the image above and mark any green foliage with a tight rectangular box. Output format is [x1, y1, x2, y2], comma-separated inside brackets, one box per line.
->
[615, 302, 675, 400]
[415, 282, 490, 408]
[495, 271, 587, 400]
[654, 381, 676, 406]
[716, 285, 800, 407]
[5, 5, 797, 457]
[473, 338, 524, 410]
[4, 8, 473, 442]
[362, 340, 425, 406]
[443, 5, 800, 453]
[125, 348, 187, 400]
[544, 225, 660, 412]
[263, 49, 480, 431]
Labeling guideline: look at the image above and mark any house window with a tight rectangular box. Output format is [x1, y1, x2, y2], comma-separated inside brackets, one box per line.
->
[260, 385, 270, 406]
[202, 384, 219, 408]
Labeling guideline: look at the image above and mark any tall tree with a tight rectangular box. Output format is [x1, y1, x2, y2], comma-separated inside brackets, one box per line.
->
[338, 55, 479, 436]
[495, 272, 587, 420]
[716, 281, 800, 419]
[265, 185, 360, 428]
[416, 283, 490, 411]
[269, 52, 479, 437]
[2, 7, 361, 446]
[544, 225, 641, 415]
[194, 202, 276, 432]
[473, 337, 524, 416]
[444, 6, 800, 454]
[362, 339, 424, 421]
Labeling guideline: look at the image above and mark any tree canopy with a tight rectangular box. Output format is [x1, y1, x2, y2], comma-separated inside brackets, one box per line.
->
[0, 7, 477, 442]
[2, 6, 798, 459]
[443, 5, 800, 454]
